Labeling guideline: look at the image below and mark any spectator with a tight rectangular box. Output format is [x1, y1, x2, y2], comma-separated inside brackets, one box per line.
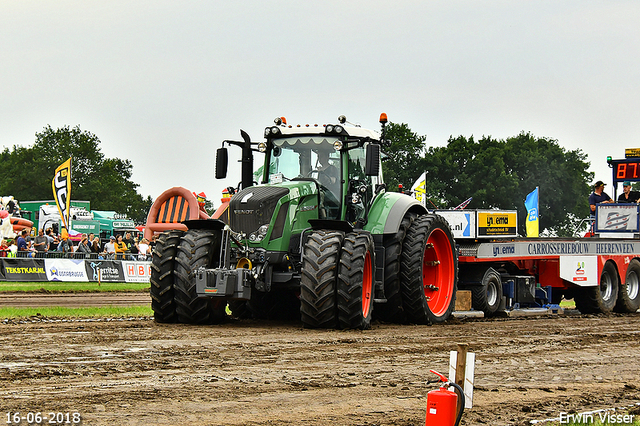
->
[149, 234, 157, 251]
[7, 239, 17, 257]
[57, 234, 73, 256]
[123, 231, 138, 256]
[33, 228, 49, 254]
[588, 181, 614, 216]
[91, 236, 102, 254]
[17, 229, 28, 252]
[617, 181, 640, 203]
[76, 236, 91, 256]
[137, 238, 151, 260]
[45, 228, 55, 246]
[102, 236, 116, 258]
[0, 239, 8, 257]
[114, 234, 128, 259]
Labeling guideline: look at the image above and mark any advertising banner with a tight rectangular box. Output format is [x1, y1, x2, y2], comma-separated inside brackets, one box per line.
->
[84, 260, 125, 282]
[595, 204, 639, 233]
[122, 261, 152, 283]
[1, 259, 48, 281]
[435, 211, 476, 239]
[44, 258, 88, 282]
[52, 158, 72, 233]
[477, 210, 518, 237]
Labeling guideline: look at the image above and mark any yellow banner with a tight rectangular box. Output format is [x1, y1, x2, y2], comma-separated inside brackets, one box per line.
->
[477, 211, 518, 236]
[51, 158, 72, 232]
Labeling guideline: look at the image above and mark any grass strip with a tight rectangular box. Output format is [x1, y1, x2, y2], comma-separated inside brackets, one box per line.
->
[0, 281, 149, 293]
[0, 305, 153, 319]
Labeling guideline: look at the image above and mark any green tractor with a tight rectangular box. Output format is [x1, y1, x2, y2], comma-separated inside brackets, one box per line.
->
[150, 114, 458, 329]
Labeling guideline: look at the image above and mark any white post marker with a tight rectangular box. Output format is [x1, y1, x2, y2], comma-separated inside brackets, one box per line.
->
[449, 349, 475, 409]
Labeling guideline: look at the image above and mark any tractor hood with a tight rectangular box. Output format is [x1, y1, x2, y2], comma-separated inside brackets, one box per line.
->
[228, 181, 318, 239]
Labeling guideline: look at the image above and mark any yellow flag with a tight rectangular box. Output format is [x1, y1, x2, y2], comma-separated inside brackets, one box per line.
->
[52, 158, 72, 232]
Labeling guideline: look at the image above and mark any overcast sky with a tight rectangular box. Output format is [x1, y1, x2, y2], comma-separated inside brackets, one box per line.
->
[2, 1, 639, 206]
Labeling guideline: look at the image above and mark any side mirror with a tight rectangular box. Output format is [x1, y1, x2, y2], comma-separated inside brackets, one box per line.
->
[365, 143, 380, 176]
[215, 147, 228, 179]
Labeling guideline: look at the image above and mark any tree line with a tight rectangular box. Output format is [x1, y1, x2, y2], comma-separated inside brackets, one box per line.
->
[0, 125, 152, 223]
[1, 122, 594, 235]
[382, 122, 593, 236]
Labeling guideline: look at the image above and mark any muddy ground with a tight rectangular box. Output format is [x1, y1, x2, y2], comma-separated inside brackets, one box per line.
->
[1, 297, 639, 426]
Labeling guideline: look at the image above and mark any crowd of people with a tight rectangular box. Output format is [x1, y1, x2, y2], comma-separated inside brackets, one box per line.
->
[0, 229, 156, 260]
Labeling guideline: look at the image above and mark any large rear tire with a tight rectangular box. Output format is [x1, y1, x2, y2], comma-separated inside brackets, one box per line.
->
[149, 230, 184, 323]
[615, 258, 640, 313]
[575, 261, 619, 314]
[471, 267, 502, 316]
[374, 215, 414, 324]
[400, 214, 458, 324]
[174, 229, 227, 324]
[337, 231, 375, 330]
[300, 230, 343, 328]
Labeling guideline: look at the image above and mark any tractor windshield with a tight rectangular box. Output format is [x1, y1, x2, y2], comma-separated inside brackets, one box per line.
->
[268, 136, 340, 180]
[268, 136, 341, 218]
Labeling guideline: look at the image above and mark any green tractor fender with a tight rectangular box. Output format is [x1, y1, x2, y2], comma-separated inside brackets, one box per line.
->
[364, 192, 427, 236]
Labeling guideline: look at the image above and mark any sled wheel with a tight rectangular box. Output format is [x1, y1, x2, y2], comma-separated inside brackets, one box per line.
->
[400, 214, 458, 324]
[615, 258, 640, 313]
[375, 214, 415, 323]
[149, 230, 184, 323]
[575, 261, 619, 314]
[174, 229, 227, 324]
[471, 267, 502, 316]
[337, 231, 376, 330]
[300, 230, 343, 328]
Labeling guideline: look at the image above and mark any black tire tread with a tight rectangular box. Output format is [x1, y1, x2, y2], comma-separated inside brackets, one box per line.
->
[337, 231, 375, 330]
[174, 229, 226, 324]
[149, 230, 184, 323]
[375, 215, 415, 323]
[400, 213, 458, 324]
[300, 230, 343, 328]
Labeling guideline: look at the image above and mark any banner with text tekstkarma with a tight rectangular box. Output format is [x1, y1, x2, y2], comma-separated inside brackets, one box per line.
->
[524, 187, 539, 237]
[52, 158, 72, 235]
[410, 172, 427, 207]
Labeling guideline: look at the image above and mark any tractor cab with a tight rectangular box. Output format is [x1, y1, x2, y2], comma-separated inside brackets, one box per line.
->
[260, 118, 384, 226]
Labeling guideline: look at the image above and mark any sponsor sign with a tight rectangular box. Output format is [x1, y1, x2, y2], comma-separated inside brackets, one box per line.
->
[1, 259, 48, 281]
[45, 258, 88, 282]
[122, 261, 152, 283]
[477, 210, 518, 237]
[559, 256, 598, 287]
[595, 204, 639, 233]
[84, 260, 124, 282]
[436, 211, 476, 239]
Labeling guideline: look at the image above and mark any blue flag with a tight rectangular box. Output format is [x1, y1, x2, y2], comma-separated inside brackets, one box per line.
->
[525, 187, 539, 237]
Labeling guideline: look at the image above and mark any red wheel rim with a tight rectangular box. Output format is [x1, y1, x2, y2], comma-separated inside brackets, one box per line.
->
[362, 251, 373, 318]
[422, 228, 455, 316]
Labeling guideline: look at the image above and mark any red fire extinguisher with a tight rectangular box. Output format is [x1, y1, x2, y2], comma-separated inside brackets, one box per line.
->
[425, 370, 465, 426]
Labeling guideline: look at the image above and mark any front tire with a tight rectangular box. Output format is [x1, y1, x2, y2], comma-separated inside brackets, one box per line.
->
[337, 231, 375, 330]
[575, 261, 619, 314]
[149, 230, 184, 323]
[174, 229, 226, 324]
[300, 230, 343, 328]
[400, 214, 458, 324]
[615, 258, 640, 313]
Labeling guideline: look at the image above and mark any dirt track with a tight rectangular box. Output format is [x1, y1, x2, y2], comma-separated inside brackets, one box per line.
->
[1, 301, 640, 426]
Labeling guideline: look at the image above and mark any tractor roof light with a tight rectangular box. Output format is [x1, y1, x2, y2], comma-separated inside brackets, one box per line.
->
[379, 113, 388, 124]
[274, 116, 287, 126]
[265, 126, 281, 137]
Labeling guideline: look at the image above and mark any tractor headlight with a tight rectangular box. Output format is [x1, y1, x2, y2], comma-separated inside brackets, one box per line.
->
[258, 142, 267, 152]
[249, 224, 270, 242]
